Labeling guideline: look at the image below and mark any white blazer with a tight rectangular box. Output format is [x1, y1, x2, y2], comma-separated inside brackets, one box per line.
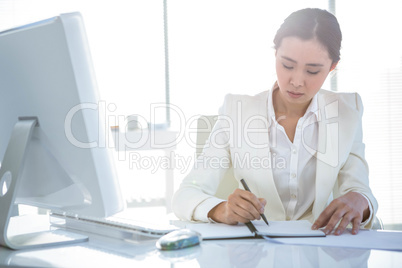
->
[172, 89, 378, 228]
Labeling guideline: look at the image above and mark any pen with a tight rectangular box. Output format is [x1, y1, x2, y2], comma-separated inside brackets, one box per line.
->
[240, 178, 269, 226]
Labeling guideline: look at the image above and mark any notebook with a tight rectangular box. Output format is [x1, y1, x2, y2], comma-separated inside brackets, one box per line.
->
[183, 220, 325, 240]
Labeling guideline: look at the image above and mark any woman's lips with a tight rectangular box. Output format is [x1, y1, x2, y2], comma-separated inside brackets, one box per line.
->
[287, 91, 304, 98]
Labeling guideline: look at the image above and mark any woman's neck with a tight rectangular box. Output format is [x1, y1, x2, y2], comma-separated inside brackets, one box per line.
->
[272, 88, 311, 118]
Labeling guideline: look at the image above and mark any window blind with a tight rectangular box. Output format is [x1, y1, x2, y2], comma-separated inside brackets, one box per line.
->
[336, 0, 402, 226]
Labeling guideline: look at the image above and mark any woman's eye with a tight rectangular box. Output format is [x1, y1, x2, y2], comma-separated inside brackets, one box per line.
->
[282, 64, 293, 70]
[307, 70, 320, 75]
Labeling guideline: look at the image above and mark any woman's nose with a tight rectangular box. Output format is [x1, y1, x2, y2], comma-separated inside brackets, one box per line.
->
[290, 71, 304, 88]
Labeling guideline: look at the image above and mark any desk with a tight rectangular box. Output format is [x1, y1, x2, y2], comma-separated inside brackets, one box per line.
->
[1, 234, 402, 267]
[1, 216, 402, 268]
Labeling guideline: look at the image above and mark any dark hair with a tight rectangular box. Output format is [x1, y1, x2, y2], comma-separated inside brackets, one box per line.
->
[274, 8, 342, 64]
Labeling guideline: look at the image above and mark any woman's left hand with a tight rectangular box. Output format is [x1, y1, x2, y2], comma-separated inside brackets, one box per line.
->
[312, 192, 370, 235]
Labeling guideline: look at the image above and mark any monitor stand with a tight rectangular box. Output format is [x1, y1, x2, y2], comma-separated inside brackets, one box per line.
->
[0, 117, 88, 250]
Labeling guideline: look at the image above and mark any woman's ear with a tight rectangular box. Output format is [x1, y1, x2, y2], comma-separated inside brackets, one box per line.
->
[330, 62, 338, 72]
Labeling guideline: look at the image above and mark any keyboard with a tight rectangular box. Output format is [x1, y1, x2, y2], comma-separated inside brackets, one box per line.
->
[50, 212, 178, 241]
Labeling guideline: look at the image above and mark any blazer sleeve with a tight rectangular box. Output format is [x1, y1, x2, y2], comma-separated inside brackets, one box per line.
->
[335, 93, 378, 228]
[172, 95, 234, 222]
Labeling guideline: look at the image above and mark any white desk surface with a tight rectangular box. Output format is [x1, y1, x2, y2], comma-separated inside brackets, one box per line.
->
[1, 215, 402, 268]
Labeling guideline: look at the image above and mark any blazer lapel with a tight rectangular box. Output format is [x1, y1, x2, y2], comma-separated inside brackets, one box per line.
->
[252, 134, 286, 220]
[248, 94, 286, 220]
[313, 93, 339, 219]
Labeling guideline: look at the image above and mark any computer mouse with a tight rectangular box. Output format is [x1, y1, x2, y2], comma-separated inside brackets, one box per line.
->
[156, 229, 202, 250]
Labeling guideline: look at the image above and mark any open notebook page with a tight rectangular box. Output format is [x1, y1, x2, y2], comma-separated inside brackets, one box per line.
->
[184, 220, 325, 240]
[253, 220, 325, 237]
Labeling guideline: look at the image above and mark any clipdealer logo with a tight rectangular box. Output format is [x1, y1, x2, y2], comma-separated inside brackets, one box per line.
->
[64, 99, 339, 170]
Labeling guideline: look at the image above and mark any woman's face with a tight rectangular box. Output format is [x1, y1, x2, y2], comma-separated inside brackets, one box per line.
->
[275, 36, 335, 108]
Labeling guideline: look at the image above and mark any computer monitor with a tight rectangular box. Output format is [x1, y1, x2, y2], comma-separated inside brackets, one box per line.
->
[0, 12, 125, 249]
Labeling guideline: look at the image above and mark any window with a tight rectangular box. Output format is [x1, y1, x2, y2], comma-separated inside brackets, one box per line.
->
[0, 0, 168, 213]
[168, 0, 327, 117]
[336, 0, 402, 228]
[0, 0, 167, 121]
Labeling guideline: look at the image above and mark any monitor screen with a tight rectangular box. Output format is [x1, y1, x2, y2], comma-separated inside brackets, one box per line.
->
[0, 13, 125, 219]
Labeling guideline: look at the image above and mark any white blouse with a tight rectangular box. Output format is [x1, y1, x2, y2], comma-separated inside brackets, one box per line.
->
[267, 88, 319, 220]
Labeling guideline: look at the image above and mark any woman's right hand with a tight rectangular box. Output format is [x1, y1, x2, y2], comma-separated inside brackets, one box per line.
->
[207, 188, 267, 225]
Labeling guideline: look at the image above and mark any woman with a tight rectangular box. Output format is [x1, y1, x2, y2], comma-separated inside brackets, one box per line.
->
[172, 8, 378, 236]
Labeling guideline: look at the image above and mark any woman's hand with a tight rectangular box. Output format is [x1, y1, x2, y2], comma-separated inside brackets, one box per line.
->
[312, 192, 370, 235]
[208, 189, 267, 225]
